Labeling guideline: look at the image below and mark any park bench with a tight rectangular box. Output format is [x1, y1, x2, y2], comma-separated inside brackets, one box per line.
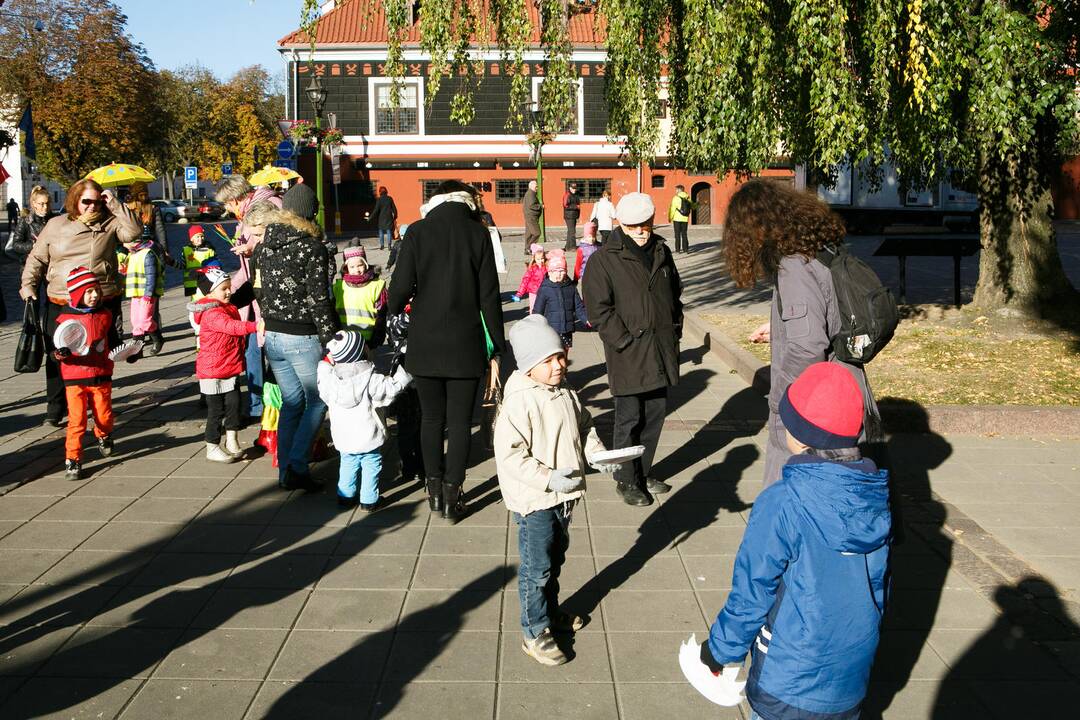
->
[873, 233, 980, 306]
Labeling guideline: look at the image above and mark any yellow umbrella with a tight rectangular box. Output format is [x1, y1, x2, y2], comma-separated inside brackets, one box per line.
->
[85, 163, 155, 188]
[249, 165, 302, 186]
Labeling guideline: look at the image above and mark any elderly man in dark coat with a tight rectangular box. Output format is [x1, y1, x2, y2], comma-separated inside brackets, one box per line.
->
[522, 180, 543, 253]
[582, 192, 683, 506]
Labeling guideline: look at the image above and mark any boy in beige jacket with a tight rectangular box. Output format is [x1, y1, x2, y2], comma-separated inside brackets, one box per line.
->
[495, 315, 620, 666]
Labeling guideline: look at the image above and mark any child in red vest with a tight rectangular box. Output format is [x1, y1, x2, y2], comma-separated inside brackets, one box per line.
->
[189, 267, 259, 462]
[54, 267, 115, 480]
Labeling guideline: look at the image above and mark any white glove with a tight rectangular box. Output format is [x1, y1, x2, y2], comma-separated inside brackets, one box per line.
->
[547, 468, 583, 494]
[589, 460, 623, 474]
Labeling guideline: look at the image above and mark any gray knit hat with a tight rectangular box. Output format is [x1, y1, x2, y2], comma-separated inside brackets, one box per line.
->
[283, 182, 319, 220]
[509, 315, 565, 373]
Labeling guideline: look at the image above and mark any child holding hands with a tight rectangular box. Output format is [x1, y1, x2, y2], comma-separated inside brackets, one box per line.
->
[494, 315, 621, 666]
[189, 267, 259, 462]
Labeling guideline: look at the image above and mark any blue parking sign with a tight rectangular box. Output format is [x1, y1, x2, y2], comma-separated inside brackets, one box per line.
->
[184, 166, 198, 189]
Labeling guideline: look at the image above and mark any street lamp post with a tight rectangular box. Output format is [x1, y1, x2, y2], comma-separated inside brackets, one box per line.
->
[526, 104, 549, 244]
[305, 76, 328, 230]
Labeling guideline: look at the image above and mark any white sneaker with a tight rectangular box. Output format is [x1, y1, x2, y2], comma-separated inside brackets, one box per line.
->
[224, 430, 243, 456]
[206, 442, 237, 463]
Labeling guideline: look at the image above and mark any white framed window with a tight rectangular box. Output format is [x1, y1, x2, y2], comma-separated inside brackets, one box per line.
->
[369, 78, 424, 135]
[531, 77, 584, 136]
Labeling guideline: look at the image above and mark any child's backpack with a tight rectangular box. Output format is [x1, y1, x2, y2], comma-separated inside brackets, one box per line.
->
[816, 245, 899, 364]
[777, 244, 898, 364]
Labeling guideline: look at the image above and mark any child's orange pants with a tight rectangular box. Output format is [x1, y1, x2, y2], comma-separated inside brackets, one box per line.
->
[65, 383, 114, 461]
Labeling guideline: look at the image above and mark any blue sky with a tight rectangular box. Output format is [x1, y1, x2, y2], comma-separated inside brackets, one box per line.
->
[115, 0, 303, 80]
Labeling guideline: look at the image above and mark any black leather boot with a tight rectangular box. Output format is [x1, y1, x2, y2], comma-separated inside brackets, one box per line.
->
[616, 479, 653, 507]
[426, 476, 444, 513]
[442, 482, 467, 523]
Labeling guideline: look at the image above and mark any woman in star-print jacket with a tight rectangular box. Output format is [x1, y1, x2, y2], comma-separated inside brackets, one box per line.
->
[250, 184, 340, 492]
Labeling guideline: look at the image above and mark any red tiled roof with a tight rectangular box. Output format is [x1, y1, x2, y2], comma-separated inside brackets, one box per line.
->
[278, 1, 606, 48]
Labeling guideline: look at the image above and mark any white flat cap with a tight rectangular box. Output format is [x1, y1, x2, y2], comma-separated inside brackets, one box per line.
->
[615, 192, 656, 225]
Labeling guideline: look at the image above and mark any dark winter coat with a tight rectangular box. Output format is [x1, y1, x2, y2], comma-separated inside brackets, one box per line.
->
[8, 212, 54, 259]
[251, 212, 340, 346]
[562, 190, 580, 219]
[582, 227, 683, 396]
[372, 194, 398, 230]
[190, 298, 259, 380]
[522, 189, 542, 222]
[531, 276, 588, 334]
[387, 199, 505, 378]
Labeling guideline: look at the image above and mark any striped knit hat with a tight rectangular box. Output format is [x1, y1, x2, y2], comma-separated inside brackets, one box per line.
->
[326, 330, 366, 365]
[66, 266, 99, 307]
[343, 244, 367, 261]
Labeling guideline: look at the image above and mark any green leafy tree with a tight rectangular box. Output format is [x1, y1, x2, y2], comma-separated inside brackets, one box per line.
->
[298, 0, 1079, 319]
[0, 0, 159, 183]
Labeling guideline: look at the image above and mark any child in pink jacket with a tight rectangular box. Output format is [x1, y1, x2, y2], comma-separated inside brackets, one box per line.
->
[513, 243, 547, 312]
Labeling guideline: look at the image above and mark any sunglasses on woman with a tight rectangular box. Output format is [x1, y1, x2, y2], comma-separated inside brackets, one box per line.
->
[80, 199, 104, 207]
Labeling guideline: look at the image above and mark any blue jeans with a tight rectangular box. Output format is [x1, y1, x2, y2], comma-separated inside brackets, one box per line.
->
[338, 450, 382, 504]
[263, 332, 326, 482]
[377, 228, 392, 248]
[514, 504, 571, 639]
[245, 332, 264, 418]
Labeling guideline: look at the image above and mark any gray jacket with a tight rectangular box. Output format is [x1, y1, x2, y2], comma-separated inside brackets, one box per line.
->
[522, 189, 542, 222]
[763, 254, 879, 484]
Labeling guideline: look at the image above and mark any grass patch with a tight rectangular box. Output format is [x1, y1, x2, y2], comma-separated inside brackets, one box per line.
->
[701, 309, 1080, 406]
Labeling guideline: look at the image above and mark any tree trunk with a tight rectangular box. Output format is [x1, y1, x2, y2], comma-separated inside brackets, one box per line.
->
[972, 151, 1078, 320]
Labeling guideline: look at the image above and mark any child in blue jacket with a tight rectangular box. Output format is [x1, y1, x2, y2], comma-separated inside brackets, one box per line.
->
[699, 362, 891, 720]
[530, 252, 588, 355]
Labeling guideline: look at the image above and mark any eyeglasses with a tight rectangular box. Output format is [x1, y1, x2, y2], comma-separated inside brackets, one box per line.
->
[80, 199, 104, 207]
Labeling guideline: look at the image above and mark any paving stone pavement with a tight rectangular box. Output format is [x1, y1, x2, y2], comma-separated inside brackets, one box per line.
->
[0, 227, 1077, 718]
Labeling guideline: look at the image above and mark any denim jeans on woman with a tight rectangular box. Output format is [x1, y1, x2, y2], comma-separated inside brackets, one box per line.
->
[263, 331, 326, 482]
[513, 503, 571, 639]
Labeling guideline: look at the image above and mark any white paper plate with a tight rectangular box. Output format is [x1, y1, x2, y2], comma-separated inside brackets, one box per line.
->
[108, 339, 144, 362]
[53, 320, 89, 356]
[678, 634, 746, 706]
[588, 445, 646, 465]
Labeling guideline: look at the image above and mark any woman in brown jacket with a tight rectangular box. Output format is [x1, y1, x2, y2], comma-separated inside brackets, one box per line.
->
[20, 178, 142, 426]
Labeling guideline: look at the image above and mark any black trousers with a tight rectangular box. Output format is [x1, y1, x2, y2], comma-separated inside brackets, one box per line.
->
[44, 295, 122, 421]
[395, 386, 425, 479]
[413, 375, 480, 488]
[599, 230, 611, 245]
[612, 387, 668, 487]
[563, 215, 578, 250]
[205, 385, 241, 443]
[673, 221, 689, 252]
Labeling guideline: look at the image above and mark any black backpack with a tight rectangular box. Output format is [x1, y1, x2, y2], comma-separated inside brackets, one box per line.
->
[816, 244, 899, 364]
[678, 195, 691, 216]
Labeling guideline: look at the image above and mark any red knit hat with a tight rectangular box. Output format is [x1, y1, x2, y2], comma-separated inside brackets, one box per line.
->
[779, 362, 863, 449]
[66, 266, 99, 307]
[188, 225, 205, 240]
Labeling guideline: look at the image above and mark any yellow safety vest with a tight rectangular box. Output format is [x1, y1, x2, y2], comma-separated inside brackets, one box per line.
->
[125, 247, 164, 298]
[183, 246, 216, 293]
[334, 278, 385, 338]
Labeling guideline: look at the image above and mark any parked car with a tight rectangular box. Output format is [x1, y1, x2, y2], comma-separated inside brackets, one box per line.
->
[151, 199, 187, 223]
[198, 200, 227, 220]
[175, 201, 203, 221]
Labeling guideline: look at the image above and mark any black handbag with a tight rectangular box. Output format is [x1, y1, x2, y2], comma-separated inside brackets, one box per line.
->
[14, 300, 44, 373]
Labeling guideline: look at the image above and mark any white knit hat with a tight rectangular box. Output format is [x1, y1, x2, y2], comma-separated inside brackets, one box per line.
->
[615, 192, 656, 225]
[509, 315, 565, 373]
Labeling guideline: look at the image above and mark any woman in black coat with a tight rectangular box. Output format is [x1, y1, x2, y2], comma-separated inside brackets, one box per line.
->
[388, 180, 505, 523]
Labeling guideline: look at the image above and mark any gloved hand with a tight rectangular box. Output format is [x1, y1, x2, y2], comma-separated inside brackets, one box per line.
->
[510, 294, 521, 303]
[547, 468, 583, 494]
[52, 347, 71, 361]
[589, 460, 622, 474]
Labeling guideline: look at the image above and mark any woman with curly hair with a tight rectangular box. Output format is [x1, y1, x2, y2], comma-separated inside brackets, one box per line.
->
[723, 179, 879, 485]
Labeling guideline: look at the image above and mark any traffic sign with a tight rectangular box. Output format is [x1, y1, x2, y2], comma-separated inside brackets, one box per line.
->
[274, 158, 297, 170]
[184, 166, 198, 189]
[221, 163, 233, 176]
[277, 140, 296, 160]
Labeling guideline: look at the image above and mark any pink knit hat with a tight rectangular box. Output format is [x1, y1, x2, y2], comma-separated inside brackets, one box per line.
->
[546, 254, 567, 272]
[529, 243, 545, 255]
[343, 245, 367, 261]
